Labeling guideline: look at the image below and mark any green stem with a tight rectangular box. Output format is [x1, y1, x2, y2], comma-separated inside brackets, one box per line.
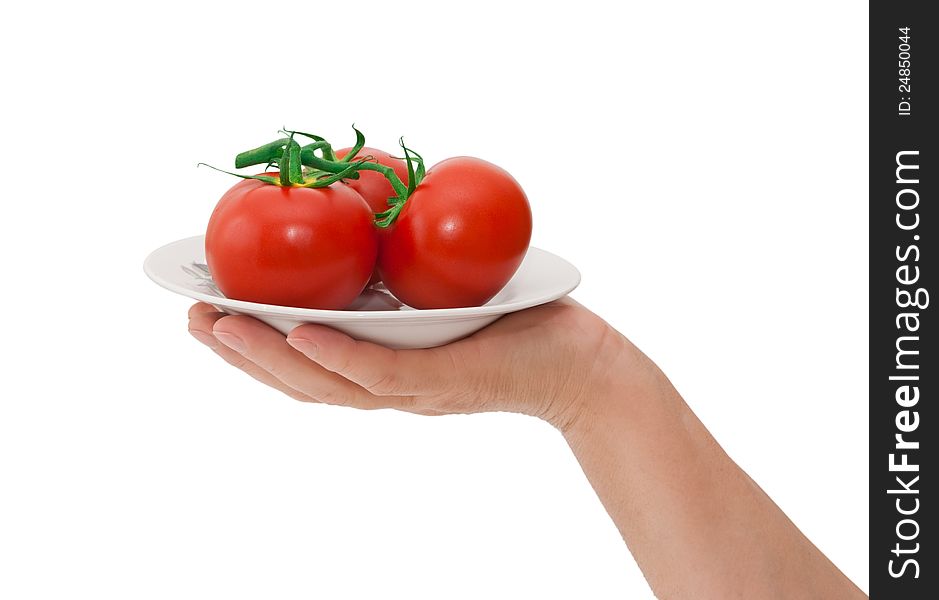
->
[374, 202, 407, 228]
[198, 162, 279, 185]
[299, 141, 335, 166]
[284, 130, 337, 161]
[340, 125, 366, 162]
[277, 136, 304, 186]
[355, 161, 409, 199]
[371, 138, 425, 228]
[235, 138, 288, 169]
[296, 161, 363, 188]
[287, 139, 303, 184]
[216, 128, 425, 210]
[303, 154, 405, 196]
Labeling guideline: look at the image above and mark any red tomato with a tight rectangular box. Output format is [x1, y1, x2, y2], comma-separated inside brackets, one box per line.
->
[377, 157, 532, 309]
[335, 147, 409, 213]
[335, 146, 409, 285]
[205, 175, 377, 309]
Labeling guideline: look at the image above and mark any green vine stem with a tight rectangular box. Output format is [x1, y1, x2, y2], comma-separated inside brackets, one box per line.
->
[304, 137, 426, 227]
[207, 127, 426, 225]
[202, 134, 363, 189]
[295, 125, 366, 163]
[371, 139, 426, 227]
[196, 163, 280, 185]
[235, 138, 289, 169]
[233, 126, 368, 178]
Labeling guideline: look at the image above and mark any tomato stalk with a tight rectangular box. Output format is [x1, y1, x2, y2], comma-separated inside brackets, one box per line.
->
[298, 126, 367, 165]
[293, 137, 425, 226]
[234, 130, 425, 226]
[234, 138, 290, 169]
[201, 135, 361, 188]
[370, 139, 426, 227]
[298, 139, 424, 227]
[208, 127, 426, 226]
[235, 126, 367, 170]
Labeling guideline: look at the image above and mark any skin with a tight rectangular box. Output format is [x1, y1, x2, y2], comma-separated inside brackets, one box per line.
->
[187, 300, 867, 599]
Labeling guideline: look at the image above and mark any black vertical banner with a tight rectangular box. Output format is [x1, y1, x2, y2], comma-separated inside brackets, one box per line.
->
[870, 2, 936, 598]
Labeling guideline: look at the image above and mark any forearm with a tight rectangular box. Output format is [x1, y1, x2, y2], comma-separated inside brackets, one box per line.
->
[561, 334, 865, 599]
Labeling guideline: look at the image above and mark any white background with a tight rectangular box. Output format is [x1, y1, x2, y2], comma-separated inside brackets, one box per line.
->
[0, 1, 868, 597]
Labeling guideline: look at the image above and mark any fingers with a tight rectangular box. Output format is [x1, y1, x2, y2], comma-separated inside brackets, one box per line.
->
[210, 315, 401, 410]
[187, 304, 456, 414]
[285, 324, 458, 397]
[188, 307, 318, 404]
[188, 302, 219, 318]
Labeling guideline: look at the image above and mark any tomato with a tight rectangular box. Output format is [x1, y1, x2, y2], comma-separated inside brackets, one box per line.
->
[377, 157, 532, 309]
[335, 147, 409, 213]
[335, 146, 408, 285]
[205, 175, 377, 309]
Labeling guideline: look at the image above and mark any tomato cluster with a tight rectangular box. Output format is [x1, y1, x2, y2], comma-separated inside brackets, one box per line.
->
[204, 128, 532, 310]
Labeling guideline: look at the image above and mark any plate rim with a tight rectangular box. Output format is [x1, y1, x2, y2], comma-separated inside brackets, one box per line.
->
[144, 235, 581, 320]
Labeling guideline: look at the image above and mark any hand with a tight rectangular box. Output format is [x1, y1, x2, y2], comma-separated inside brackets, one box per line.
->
[186, 298, 631, 430]
[186, 299, 867, 598]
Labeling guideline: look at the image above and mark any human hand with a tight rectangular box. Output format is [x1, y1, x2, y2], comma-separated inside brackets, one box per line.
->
[186, 299, 867, 599]
[186, 298, 631, 430]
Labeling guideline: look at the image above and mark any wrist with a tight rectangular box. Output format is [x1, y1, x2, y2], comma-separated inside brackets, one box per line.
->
[556, 330, 685, 445]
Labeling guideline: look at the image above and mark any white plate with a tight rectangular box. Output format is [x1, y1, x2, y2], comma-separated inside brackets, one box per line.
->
[144, 235, 580, 349]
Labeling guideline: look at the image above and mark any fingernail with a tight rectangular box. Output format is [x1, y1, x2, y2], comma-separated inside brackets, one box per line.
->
[214, 331, 246, 353]
[189, 329, 218, 349]
[287, 337, 318, 357]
